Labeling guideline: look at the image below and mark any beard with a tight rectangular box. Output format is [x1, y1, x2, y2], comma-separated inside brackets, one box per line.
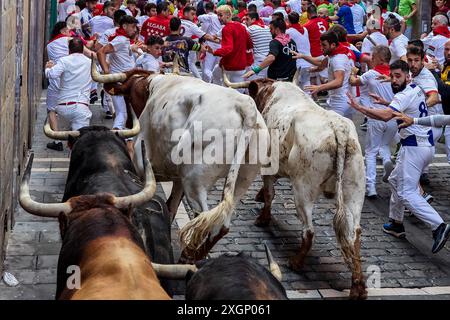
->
[391, 81, 407, 94]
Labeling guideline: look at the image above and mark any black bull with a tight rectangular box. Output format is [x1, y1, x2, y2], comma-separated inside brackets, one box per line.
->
[59, 126, 175, 296]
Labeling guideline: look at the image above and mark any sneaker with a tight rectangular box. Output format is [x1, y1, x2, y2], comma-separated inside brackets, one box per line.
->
[90, 90, 98, 104]
[382, 220, 406, 238]
[432, 223, 450, 253]
[423, 192, 434, 204]
[360, 118, 368, 130]
[105, 111, 113, 119]
[47, 141, 63, 151]
[420, 173, 430, 186]
[382, 160, 394, 183]
[366, 185, 377, 198]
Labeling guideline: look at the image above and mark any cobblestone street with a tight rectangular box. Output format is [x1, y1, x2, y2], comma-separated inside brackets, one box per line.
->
[1, 92, 450, 300]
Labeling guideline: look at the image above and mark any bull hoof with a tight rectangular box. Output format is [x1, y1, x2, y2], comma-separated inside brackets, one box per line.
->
[349, 279, 368, 300]
[254, 215, 271, 227]
[288, 256, 305, 272]
[254, 188, 265, 203]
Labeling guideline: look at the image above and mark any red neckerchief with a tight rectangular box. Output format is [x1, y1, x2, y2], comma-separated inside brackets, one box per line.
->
[289, 23, 304, 35]
[341, 3, 353, 7]
[58, 0, 65, 3]
[108, 27, 135, 44]
[341, 41, 357, 62]
[48, 33, 68, 44]
[329, 43, 350, 57]
[433, 25, 450, 38]
[374, 64, 390, 76]
[274, 33, 291, 46]
[69, 30, 88, 46]
[251, 19, 266, 28]
[178, 6, 185, 18]
[267, 2, 275, 8]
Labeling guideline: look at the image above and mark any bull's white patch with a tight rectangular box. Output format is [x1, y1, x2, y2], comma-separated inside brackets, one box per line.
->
[169, 121, 280, 175]
[66, 265, 81, 290]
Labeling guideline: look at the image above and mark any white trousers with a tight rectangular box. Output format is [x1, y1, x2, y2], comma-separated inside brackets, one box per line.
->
[188, 51, 201, 79]
[295, 66, 311, 90]
[445, 126, 450, 163]
[55, 103, 92, 130]
[111, 95, 127, 129]
[201, 52, 220, 83]
[365, 119, 397, 187]
[423, 127, 442, 174]
[47, 78, 60, 112]
[212, 67, 246, 93]
[326, 100, 354, 119]
[388, 146, 444, 230]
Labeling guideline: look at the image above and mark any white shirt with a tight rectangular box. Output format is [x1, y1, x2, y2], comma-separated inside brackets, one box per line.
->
[359, 69, 394, 109]
[286, 27, 312, 69]
[47, 36, 70, 62]
[350, 3, 365, 34]
[273, 7, 288, 20]
[137, 15, 149, 27]
[248, 0, 265, 11]
[136, 53, 161, 72]
[389, 34, 409, 64]
[247, 24, 272, 63]
[327, 54, 352, 107]
[45, 53, 93, 105]
[58, 0, 76, 22]
[99, 27, 117, 46]
[198, 13, 222, 50]
[286, 0, 302, 14]
[422, 33, 448, 66]
[412, 67, 444, 116]
[109, 35, 136, 73]
[80, 8, 93, 26]
[361, 31, 388, 55]
[180, 19, 206, 39]
[389, 84, 434, 146]
[89, 16, 115, 38]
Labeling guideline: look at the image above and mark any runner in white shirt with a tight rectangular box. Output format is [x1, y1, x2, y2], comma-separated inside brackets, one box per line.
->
[89, 1, 116, 39]
[244, 11, 272, 80]
[383, 15, 408, 63]
[349, 45, 396, 197]
[58, 0, 77, 22]
[137, 3, 157, 27]
[181, 6, 218, 78]
[408, 46, 445, 184]
[45, 38, 92, 131]
[347, 59, 450, 254]
[361, 18, 388, 59]
[198, 2, 223, 82]
[286, 12, 312, 89]
[80, 0, 98, 37]
[421, 14, 450, 67]
[135, 36, 164, 72]
[97, 15, 139, 130]
[350, 0, 365, 34]
[286, 0, 302, 14]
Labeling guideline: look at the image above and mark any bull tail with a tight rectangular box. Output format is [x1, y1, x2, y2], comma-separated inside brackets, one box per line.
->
[179, 98, 258, 253]
[332, 122, 353, 264]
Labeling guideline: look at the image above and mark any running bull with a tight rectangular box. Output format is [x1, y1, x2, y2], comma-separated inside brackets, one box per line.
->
[224, 74, 367, 299]
[20, 125, 195, 299]
[91, 58, 271, 263]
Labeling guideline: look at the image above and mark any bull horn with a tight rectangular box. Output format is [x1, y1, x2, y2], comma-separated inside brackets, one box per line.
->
[111, 108, 141, 138]
[43, 117, 80, 140]
[292, 68, 300, 85]
[264, 241, 282, 282]
[151, 263, 198, 279]
[91, 55, 127, 83]
[222, 68, 250, 89]
[19, 152, 72, 217]
[172, 54, 180, 75]
[112, 140, 156, 208]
